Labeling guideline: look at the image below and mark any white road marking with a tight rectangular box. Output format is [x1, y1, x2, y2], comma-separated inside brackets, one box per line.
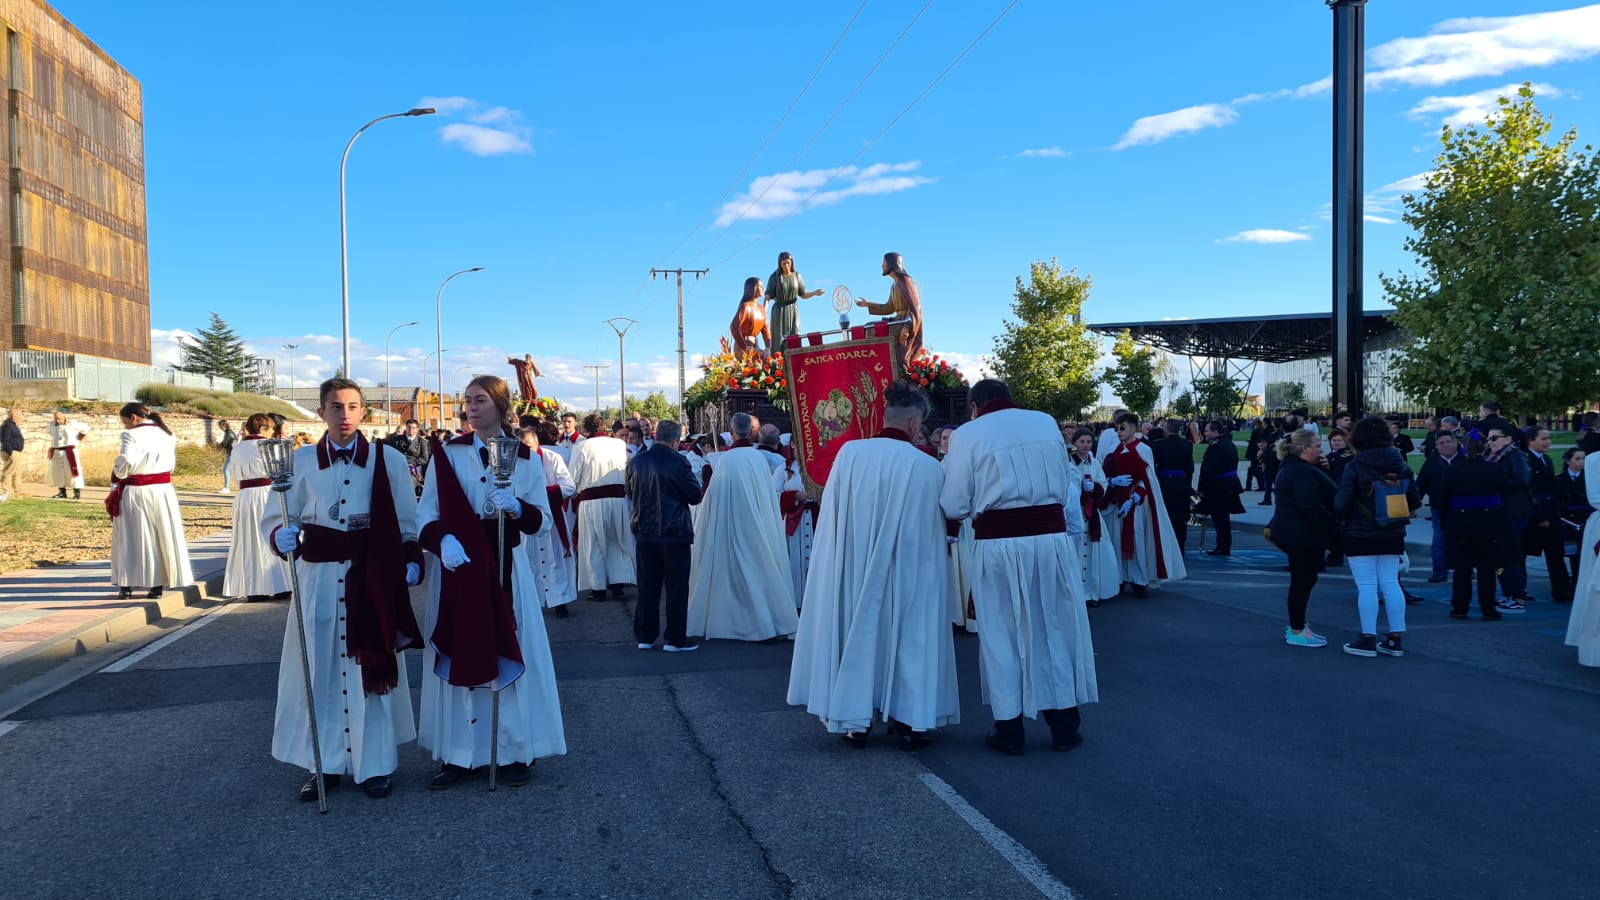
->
[100, 603, 242, 674]
[917, 772, 1079, 899]
[0, 720, 22, 739]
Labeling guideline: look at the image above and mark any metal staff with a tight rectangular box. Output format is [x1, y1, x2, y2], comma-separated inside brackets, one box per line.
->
[260, 438, 327, 813]
[484, 434, 521, 792]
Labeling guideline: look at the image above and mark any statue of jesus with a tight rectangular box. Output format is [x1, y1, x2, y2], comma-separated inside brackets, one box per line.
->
[507, 353, 543, 402]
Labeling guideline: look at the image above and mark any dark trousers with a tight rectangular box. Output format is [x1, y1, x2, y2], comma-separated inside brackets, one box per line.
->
[993, 707, 1081, 748]
[1260, 460, 1278, 502]
[1452, 562, 1499, 615]
[1526, 520, 1574, 601]
[1210, 511, 1232, 552]
[1159, 477, 1189, 549]
[1497, 516, 1528, 598]
[634, 539, 691, 646]
[1283, 544, 1324, 630]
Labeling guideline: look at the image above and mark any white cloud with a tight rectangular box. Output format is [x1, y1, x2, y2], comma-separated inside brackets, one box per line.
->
[934, 352, 995, 383]
[714, 161, 933, 227]
[422, 97, 535, 156]
[1112, 104, 1237, 150]
[1215, 229, 1312, 245]
[1407, 82, 1561, 127]
[1018, 146, 1068, 158]
[1364, 214, 1397, 225]
[149, 328, 196, 369]
[1367, 6, 1600, 90]
[1377, 171, 1434, 194]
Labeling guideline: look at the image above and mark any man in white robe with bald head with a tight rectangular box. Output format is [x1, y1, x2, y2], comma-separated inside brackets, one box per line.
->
[941, 378, 1097, 756]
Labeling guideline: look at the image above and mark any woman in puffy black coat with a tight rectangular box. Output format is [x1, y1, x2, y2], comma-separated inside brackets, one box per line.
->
[1268, 429, 1338, 647]
[1333, 416, 1422, 658]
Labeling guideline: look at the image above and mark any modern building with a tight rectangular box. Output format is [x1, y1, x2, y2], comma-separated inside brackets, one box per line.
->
[0, 0, 151, 400]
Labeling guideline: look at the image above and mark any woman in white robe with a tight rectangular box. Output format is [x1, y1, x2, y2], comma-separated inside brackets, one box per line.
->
[418, 376, 565, 788]
[773, 457, 816, 610]
[1563, 463, 1600, 666]
[224, 413, 291, 600]
[1066, 428, 1122, 604]
[519, 422, 577, 615]
[110, 403, 194, 599]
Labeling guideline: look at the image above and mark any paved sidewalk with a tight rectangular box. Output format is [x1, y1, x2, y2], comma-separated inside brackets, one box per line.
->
[0, 532, 230, 689]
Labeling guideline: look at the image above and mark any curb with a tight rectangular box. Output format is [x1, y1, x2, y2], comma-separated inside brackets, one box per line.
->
[0, 563, 229, 690]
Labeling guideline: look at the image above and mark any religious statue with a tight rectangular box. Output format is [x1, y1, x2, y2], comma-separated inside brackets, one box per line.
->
[855, 251, 924, 370]
[730, 276, 769, 356]
[507, 353, 543, 402]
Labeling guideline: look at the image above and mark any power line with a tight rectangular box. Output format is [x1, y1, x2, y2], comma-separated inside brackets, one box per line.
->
[688, 0, 937, 264]
[708, 0, 1021, 272]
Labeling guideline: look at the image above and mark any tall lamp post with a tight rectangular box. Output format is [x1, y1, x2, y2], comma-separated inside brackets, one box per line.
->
[435, 266, 487, 430]
[423, 347, 450, 427]
[603, 317, 638, 416]
[454, 365, 474, 409]
[283, 344, 299, 402]
[384, 320, 419, 427]
[339, 106, 436, 377]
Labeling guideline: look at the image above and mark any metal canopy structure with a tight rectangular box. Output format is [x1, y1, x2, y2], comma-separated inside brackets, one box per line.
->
[1089, 311, 1398, 365]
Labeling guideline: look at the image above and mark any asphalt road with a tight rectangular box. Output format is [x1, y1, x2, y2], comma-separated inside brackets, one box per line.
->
[2, 524, 1596, 899]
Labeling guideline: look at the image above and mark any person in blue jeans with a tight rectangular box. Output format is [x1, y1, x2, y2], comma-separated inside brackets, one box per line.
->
[1417, 431, 1463, 582]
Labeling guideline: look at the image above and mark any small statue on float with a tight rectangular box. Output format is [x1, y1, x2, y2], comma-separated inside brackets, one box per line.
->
[730, 276, 770, 356]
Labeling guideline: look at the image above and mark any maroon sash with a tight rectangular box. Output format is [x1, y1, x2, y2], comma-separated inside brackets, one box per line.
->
[48, 445, 81, 477]
[105, 472, 172, 518]
[973, 504, 1067, 540]
[573, 483, 625, 544]
[238, 477, 272, 489]
[1102, 441, 1171, 578]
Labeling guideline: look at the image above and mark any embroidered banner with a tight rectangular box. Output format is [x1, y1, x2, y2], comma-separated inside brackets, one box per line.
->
[781, 325, 903, 493]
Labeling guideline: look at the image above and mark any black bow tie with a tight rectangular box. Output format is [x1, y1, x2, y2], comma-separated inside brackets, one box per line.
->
[333, 448, 353, 463]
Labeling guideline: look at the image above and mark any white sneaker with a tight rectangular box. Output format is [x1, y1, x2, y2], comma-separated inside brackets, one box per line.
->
[0, 492, 8, 502]
[217, 488, 231, 494]
[1495, 599, 1527, 615]
[637, 642, 654, 650]
[664, 643, 700, 653]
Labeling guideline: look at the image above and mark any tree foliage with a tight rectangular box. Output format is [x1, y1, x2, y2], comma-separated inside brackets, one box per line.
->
[629, 391, 679, 421]
[1105, 329, 1161, 417]
[990, 259, 1101, 419]
[1265, 380, 1309, 411]
[1192, 371, 1245, 417]
[1383, 84, 1600, 417]
[1171, 392, 1196, 418]
[178, 312, 258, 390]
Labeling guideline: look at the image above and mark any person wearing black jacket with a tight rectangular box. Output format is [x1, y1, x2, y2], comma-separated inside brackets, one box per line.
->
[1268, 429, 1337, 647]
[1196, 420, 1243, 555]
[1416, 431, 1464, 583]
[1388, 421, 1416, 457]
[1334, 416, 1422, 658]
[1244, 419, 1270, 491]
[0, 407, 23, 502]
[1150, 425, 1195, 550]
[626, 419, 704, 651]
[1578, 413, 1600, 455]
[1522, 428, 1574, 603]
[1484, 425, 1533, 610]
[1557, 448, 1589, 593]
[1474, 402, 1518, 448]
[1437, 435, 1510, 620]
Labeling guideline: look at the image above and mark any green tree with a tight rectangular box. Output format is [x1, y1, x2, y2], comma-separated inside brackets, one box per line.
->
[177, 312, 258, 389]
[627, 391, 679, 421]
[1384, 84, 1600, 418]
[1265, 380, 1309, 411]
[1105, 329, 1161, 417]
[990, 259, 1101, 419]
[1192, 371, 1244, 416]
[1171, 392, 1196, 418]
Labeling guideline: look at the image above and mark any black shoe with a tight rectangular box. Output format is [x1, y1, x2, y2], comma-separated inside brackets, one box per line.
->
[609, 583, 627, 600]
[588, 590, 606, 602]
[118, 587, 133, 599]
[1051, 732, 1084, 752]
[1517, 593, 1538, 604]
[147, 587, 163, 599]
[1206, 549, 1231, 557]
[1256, 499, 1273, 506]
[53, 489, 67, 499]
[247, 594, 270, 603]
[72, 489, 80, 500]
[841, 731, 869, 750]
[1427, 575, 1449, 584]
[1481, 610, 1503, 621]
[1403, 590, 1424, 606]
[898, 731, 934, 751]
[1342, 635, 1378, 657]
[551, 604, 570, 618]
[984, 732, 1024, 757]
[297, 773, 340, 801]
[1448, 610, 1469, 620]
[1130, 583, 1149, 598]
[1086, 598, 1102, 608]
[272, 591, 292, 600]
[501, 762, 532, 787]
[428, 764, 475, 790]
[1377, 635, 1405, 658]
[360, 774, 393, 798]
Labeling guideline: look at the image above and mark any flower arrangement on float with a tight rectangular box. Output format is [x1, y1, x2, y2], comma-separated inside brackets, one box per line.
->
[684, 348, 789, 411]
[512, 397, 565, 419]
[904, 350, 969, 391]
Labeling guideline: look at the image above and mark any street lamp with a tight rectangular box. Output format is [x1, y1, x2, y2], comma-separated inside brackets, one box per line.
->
[384, 320, 419, 426]
[454, 365, 474, 406]
[603, 317, 638, 417]
[283, 344, 299, 402]
[423, 347, 451, 427]
[435, 267, 486, 428]
[339, 106, 436, 377]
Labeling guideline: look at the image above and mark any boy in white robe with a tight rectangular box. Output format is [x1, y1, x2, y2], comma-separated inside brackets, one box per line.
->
[568, 413, 633, 600]
[1102, 412, 1188, 595]
[48, 411, 88, 499]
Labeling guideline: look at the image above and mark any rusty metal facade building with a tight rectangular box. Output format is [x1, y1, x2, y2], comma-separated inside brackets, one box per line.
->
[1, 0, 147, 366]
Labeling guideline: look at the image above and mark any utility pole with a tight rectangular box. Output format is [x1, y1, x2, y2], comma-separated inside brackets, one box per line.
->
[650, 267, 709, 421]
[583, 363, 611, 415]
[603, 317, 639, 417]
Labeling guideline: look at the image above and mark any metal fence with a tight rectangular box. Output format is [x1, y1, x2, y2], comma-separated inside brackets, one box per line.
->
[1, 350, 232, 400]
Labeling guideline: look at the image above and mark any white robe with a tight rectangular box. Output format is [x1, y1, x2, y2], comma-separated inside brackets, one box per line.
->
[684, 450, 711, 533]
[224, 437, 291, 598]
[569, 435, 635, 591]
[1094, 426, 1120, 464]
[773, 459, 815, 609]
[1564, 470, 1600, 666]
[48, 419, 88, 489]
[525, 448, 577, 609]
[947, 519, 976, 630]
[268, 438, 417, 781]
[1103, 439, 1189, 587]
[788, 435, 959, 733]
[687, 447, 799, 641]
[111, 424, 194, 590]
[940, 407, 1098, 720]
[418, 439, 566, 767]
[1066, 451, 1123, 601]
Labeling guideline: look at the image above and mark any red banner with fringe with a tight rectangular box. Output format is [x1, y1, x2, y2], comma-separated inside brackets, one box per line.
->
[781, 325, 902, 493]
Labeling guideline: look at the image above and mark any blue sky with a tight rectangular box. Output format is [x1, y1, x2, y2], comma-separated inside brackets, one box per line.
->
[56, 0, 1600, 408]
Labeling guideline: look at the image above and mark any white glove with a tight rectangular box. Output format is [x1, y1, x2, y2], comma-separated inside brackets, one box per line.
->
[1108, 474, 1134, 488]
[273, 525, 301, 554]
[489, 487, 520, 514]
[1118, 499, 1134, 517]
[946, 536, 961, 546]
[1081, 476, 1095, 493]
[439, 534, 471, 571]
[405, 562, 422, 585]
